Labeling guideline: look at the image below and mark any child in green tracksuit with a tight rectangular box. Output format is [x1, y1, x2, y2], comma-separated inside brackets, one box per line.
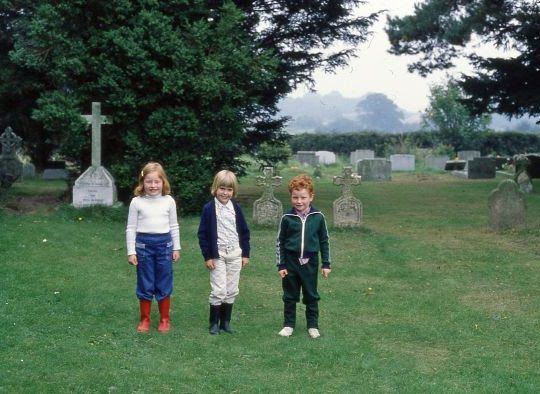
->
[276, 174, 331, 338]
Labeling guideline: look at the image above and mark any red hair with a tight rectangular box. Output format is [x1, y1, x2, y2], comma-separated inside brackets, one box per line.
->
[288, 174, 314, 195]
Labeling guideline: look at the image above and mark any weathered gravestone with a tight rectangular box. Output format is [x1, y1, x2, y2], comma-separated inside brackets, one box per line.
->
[357, 158, 392, 181]
[72, 102, 118, 208]
[390, 154, 415, 171]
[425, 155, 449, 170]
[457, 150, 481, 162]
[253, 167, 283, 226]
[0, 127, 23, 188]
[350, 149, 374, 166]
[295, 151, 319, 166]
[488, 179, 526, 231]
[333, 167, 362, 227]
[315, 151, 336, 165]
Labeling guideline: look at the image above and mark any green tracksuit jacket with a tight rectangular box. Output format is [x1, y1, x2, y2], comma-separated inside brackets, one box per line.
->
[276, 206, 331, 270]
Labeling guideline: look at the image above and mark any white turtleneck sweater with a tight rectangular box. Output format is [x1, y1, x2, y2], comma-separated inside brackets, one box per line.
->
[126, 194, 181, 255]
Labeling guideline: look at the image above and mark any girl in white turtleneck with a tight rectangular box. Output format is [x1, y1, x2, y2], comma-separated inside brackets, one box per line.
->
[126, 162, 180, 333]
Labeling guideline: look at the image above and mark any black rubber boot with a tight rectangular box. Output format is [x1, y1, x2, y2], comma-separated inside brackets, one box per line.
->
[219, 303, 234, 334]
[209, 304, 221, 335]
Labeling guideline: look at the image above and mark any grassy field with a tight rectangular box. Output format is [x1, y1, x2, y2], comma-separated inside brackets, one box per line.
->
[1, 165, 539, 393]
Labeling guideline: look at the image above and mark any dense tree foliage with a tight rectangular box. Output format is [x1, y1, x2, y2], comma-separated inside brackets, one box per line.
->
[386, 0, 540, 120]
[0, 0, 378, 212]
[422, 81, 491, 151]
[355, 93, 404, 132]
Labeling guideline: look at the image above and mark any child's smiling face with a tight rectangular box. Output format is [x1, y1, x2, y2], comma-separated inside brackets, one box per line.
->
[216, 185, 234, 205]
[291, 188, 313, 214]
[143, 171, 163, 196]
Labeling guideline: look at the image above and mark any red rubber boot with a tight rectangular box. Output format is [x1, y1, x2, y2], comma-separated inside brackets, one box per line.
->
[157, 297, 171, 333]
[137, 299, 152, 333]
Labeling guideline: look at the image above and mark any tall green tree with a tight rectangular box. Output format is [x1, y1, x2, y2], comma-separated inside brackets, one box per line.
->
[386, 0, 540, 120]
[422, 81, 490, 151]
[1, 0, 378, 212]
[355, 93, 404, 132]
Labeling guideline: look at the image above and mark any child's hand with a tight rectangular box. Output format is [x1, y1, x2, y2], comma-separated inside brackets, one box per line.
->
[241, 257, 249, 267]
[321, 268, 331, 278]
[172, 250, 180, 263]
[205, 259, 216, 270]
[128, 255, 138, 266]
[279, 269, 288, 278]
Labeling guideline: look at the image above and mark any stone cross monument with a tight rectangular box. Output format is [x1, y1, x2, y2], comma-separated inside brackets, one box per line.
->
[253, 166, 283, 226]
[0, 127, 23, 188]
[73, 102, 118, 207]
[333, 166, 362, 227]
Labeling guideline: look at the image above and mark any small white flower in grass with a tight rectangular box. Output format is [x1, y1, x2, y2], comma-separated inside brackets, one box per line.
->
[54, 291, 60, 295]
[42, 239, 47, 243]
[78, 217, 83, 221]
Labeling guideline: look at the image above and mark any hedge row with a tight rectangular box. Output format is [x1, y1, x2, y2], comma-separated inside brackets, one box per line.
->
[289, 131, 540, 157]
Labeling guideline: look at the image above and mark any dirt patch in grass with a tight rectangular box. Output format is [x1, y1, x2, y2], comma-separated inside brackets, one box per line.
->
[461, 288, 532, 317]
[1, 194, 65, 214]
[379, 342, 450, 374]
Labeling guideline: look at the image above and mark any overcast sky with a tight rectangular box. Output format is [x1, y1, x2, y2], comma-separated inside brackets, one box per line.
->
[288, 0, 494, 114]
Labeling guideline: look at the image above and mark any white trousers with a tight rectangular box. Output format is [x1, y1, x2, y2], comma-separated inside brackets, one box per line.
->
[209, 247, 242, 305]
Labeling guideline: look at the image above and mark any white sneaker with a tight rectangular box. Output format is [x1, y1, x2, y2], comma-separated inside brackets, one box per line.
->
[308, 328, 320, 338]
[278, 327, 294, 337]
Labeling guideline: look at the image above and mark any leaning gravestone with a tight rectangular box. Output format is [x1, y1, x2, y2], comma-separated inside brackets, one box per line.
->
[488, 179, 526, 231]
[0, 126, 23, 188]
[42, 160, 68, 180]
[390, 154, 415, 171]
[72, 102, 118, 208]
[333, 167, 362, 227]
[357, 158, 392, 181]
[253, 167, 283, 226]
[350, 149, 374, 166]
[21, 162, 36, 180]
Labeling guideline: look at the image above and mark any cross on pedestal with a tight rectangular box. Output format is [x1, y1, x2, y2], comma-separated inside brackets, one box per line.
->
[256, 167, 282, 199]
[81, 102, 112, 167]
[333, 167, 361, 198]
[0, 127, 22, 157]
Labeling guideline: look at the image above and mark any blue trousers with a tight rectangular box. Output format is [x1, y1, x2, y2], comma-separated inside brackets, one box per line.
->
[135, 233, 173, 301]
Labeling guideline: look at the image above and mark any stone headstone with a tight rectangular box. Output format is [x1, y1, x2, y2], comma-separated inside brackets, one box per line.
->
[350, 149, 374, 166]
[467, 157, 496, 179]
[488, 180, 526, 231]
[295, 151, 318, 166]
[0, 126, 23, 188]
[357, 158, 391, 181]
[21, 162, 36, 180]
[315, 151, 336, 165]
[390, 154, 415, 171]
[425, 155, 449, 170]
[513, 154, 532, 193]
[73, 102, 118, 208]
[253, 167, 283, 226]
[333, 167, 362, 227]
[525, 153, 540, 179]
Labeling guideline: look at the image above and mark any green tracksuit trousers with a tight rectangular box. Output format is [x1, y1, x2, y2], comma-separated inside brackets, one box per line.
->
[281, 251, 320, 329]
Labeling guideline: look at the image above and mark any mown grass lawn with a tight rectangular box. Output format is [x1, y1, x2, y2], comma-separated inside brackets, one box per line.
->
[1, 166, 539, 393]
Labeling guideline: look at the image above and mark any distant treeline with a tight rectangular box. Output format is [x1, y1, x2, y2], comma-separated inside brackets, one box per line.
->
[289, 131, 540, 157]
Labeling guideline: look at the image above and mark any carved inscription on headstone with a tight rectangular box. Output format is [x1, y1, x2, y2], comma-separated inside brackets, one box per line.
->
[333, 167, 362, 227]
